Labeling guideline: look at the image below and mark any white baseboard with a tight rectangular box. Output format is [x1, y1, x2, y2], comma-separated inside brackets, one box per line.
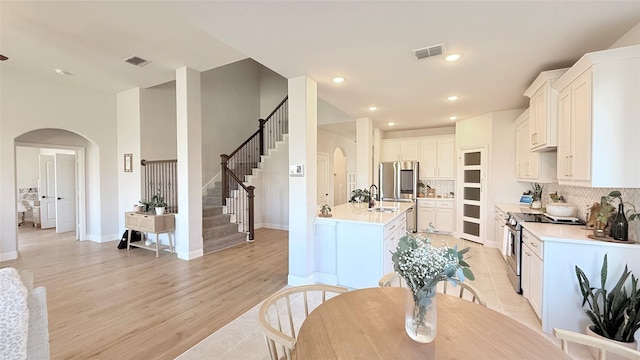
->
[288, 272, 338, 286]
[0, 251, 18, 262]
[177, 248, 203, 260]
[86, 233, 120, 243]
[484, 239, 498, 248]
[257, 223, 289, 231]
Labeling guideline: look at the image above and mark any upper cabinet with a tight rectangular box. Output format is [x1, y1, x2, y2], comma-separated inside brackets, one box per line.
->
[419, 135, 455, 179]
[382, 139, 419, 162]
[523, 68, 568, 152]
[382, 135, 455, 179]
[552, 45, 640, 188]
[514, 109, 557, 183]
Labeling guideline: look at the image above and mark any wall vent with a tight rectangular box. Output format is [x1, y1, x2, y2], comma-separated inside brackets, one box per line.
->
[412, 44, 445, 60]
[123, 55, 150, 67]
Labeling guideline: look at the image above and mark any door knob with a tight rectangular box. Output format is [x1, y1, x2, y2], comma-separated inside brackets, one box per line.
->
[57, 197, 63, 200]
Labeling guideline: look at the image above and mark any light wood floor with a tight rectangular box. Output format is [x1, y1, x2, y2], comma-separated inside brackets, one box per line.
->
[1, 226, 289, 360]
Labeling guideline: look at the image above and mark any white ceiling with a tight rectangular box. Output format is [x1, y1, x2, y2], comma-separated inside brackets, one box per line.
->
[3, 1, 640, 135]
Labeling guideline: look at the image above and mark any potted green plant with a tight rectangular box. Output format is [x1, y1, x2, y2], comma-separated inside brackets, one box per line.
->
[575, 254, 640, 349]
[531, 183, 543, 209]
[150, 191, 167, 215]
[596, 191, 640, 240]
[349, 189, 371, 204]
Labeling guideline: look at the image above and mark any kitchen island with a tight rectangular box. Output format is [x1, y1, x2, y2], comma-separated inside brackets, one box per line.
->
[315, 201, 414, 289]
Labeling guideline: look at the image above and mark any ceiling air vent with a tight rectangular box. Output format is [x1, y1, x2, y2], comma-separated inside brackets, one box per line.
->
[123, 55, 150, 67]
[412, 44, 445, 60]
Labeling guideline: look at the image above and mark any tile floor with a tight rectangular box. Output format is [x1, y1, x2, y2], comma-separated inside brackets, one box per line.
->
[176, 235, 593, 359]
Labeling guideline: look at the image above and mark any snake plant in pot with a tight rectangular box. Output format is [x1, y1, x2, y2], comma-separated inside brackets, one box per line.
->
[575, 254, 640, 346]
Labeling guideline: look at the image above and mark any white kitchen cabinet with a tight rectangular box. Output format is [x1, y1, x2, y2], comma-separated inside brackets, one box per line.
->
[417, 199, 454, 233]
[521, 228, 543, 319]
[553, 45, 640, 188]
[514, 109, 557, 183]
[419, 136, 455, 179]
[382, 139, 419, 162]
[523, 68, 568, 152]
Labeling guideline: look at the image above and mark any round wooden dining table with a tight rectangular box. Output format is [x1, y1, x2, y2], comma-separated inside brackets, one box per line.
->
[296, 287, 569, 359]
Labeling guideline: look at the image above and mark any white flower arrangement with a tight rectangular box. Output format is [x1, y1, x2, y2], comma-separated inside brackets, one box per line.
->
[392, 233, 475, 307]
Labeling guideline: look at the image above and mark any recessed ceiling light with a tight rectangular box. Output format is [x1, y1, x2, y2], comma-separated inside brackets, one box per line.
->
[447, 95, 459, 101]
[368, 106, 377, 111]
[449, 116, 458, 121]
[445, 53, 461, 62]
[54, 68, 74, 76]
[332, 76, 346, 83]
[388, 122, 395, 126]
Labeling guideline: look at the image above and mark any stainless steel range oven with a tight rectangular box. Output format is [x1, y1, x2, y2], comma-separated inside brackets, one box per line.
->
[504, 212, 585, 294]
[504, 215, 522, 294]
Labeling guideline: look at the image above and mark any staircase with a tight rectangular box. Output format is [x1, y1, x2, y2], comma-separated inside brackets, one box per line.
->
[202, 184, 247, 253]
[203, 96, 288, 254]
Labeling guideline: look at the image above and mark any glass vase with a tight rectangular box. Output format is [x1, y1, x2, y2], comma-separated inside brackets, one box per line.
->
[610, 203, 628, 241]
[405, 287, 437, 343]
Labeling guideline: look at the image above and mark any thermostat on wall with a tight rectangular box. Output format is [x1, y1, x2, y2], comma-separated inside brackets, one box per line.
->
[289, 165, 304, 177]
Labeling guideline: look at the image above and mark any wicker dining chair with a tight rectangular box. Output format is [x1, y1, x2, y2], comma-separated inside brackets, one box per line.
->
[258, 284, 348, 360]
[378, 272, 487, 306]
[553, 328, 640, 360]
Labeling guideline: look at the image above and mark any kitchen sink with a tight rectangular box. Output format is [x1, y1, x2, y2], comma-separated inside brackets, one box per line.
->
[367, 206, 399, 213]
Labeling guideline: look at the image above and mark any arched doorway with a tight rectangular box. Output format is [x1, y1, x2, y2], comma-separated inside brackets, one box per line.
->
[15, 129, 89, 242]
[333, 147, 347, 206]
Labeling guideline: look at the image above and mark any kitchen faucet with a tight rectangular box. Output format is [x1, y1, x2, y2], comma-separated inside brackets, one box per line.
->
[369, 184, 378, 208]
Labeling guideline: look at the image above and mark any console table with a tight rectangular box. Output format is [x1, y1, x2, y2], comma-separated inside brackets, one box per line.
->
[125, 212, 175, 257]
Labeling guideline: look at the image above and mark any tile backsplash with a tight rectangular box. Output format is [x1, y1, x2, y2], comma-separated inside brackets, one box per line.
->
[421, 179, 455, 198]
[544, 184, 640, 243]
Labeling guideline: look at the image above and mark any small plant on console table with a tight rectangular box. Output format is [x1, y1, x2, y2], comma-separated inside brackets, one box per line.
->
[150, 190, 167, 215]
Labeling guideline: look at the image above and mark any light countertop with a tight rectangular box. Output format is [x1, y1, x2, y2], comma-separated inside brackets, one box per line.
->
[316, 201, 414, 226]
[497, 203, 639, 247]
[496, 203, 542, 214]
[521, 222, 640, 247]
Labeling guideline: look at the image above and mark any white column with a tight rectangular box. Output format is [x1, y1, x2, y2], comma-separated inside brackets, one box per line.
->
[288, 76, 318, 285]
[356, 117, 373, 189]
[175, 67, 203, 260]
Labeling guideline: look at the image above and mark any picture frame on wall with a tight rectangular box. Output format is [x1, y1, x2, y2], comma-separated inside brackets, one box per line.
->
[124, 153, 133, 172]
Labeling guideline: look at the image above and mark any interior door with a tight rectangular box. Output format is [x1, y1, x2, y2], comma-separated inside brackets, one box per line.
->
[459, 148, 486, 244]
[55, 153, 76, 233]
[39, 154, 56, 229]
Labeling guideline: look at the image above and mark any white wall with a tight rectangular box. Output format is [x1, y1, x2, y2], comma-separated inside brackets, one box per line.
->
[1, 67, 117, 259]
[609, 21, 640, 49]
[259, 67, 288, 118]
[257, 137, 289, 229]
[117, 88, 143, 233]
[142, 82, 178, 161]
[201, 59, 262, 185]
[15, 147, 40, 189]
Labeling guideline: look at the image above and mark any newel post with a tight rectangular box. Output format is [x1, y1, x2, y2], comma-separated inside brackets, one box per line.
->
[258, 118, 266, 157]
[247, 185, 255, 241]
[221, 154, 229, 206]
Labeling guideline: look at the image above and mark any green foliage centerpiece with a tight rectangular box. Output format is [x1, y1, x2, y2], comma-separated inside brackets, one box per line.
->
[391, 233, 474, 343]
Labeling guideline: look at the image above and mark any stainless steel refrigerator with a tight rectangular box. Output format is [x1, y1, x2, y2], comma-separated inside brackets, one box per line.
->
[379, 161, 418, 232]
